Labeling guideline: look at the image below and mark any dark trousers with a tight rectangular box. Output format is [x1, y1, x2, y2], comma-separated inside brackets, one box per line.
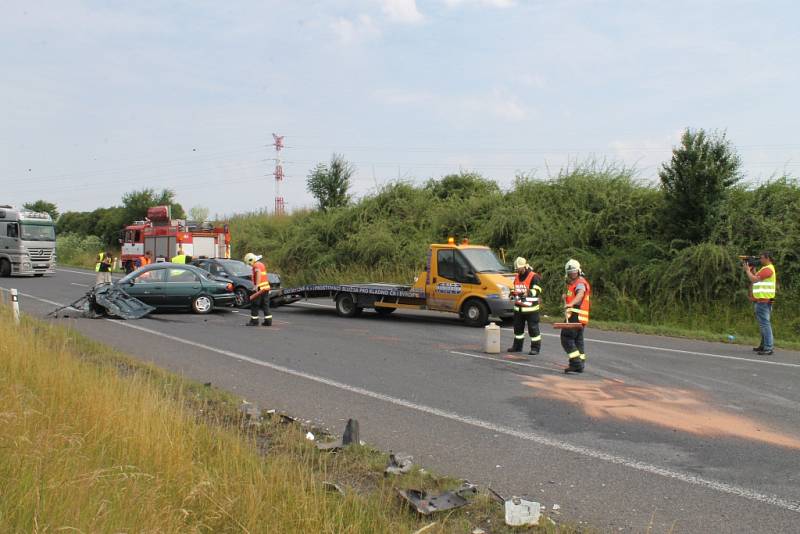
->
[513, 311, 541, 350]
[250, 292, 271, 322]
[560, 315, 585, 358]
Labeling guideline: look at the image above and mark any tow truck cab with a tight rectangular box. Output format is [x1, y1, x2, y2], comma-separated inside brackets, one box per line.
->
[410, 239, 515, 325]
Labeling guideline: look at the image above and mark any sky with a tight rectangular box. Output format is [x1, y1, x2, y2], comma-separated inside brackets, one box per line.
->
[2, 0, 799, 217]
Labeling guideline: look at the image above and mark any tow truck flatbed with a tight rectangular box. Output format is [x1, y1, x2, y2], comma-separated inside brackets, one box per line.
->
[278, 240, 515, 326]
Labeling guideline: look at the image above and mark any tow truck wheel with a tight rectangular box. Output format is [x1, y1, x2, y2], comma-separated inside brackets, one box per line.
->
[0, 259, 10, 277]
[192, 294, 214, 314]
[335, 293, 362, 318]
[374, 305, 396, 316]
[461, 298, 489, 327]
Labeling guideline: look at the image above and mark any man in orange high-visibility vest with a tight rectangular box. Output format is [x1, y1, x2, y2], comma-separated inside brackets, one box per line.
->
[244, 252, 272, 326]
[561, 259, 591, 374]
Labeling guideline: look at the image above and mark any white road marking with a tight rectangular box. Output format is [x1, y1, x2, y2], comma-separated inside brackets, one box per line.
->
[449, 350, 561, 373]
[70, 282, 90, 288]
[8, 289, 800, 513]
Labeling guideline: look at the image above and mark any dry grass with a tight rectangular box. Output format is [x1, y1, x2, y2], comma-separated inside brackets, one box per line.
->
[0, 308, 575, 533]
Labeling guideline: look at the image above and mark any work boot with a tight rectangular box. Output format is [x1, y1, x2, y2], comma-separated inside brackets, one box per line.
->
[528, 347, 539, 356]
[262, 319, 272, 327]
[564, 358, 584, 374]
[506, 338, 523, 353]
[246, 318, 259, 326]
[752, 346, 764, 352]
[529, 341, 541, 356]
[757, 349, 774, 356]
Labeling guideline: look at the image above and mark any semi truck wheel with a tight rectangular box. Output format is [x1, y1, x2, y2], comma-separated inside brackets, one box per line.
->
[0, 259, 10, 277]
[335, 293, 363, 317]
[461, 298, 489, 327]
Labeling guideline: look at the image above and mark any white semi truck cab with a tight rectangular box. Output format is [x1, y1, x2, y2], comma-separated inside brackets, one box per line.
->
[0, 205, 57, 277]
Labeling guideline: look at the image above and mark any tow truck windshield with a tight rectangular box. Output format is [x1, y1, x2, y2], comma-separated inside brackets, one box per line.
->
[461, 248, 508, 273]
[21, 224, 55, 241]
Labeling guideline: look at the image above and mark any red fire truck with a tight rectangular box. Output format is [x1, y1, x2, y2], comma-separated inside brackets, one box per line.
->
[120, 206, 231, 273]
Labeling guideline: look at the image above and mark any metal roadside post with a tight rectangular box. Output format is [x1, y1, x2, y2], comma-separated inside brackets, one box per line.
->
[10, 288, 20, 325]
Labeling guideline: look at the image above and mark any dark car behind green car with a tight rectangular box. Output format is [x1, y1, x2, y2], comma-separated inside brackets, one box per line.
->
[116, 263, 236, 314]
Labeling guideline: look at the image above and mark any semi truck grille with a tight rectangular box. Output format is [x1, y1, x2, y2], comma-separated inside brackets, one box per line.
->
[29, 249, 53, 261]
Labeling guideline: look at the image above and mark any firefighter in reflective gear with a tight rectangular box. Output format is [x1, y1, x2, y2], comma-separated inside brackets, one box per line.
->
[506, 257, 543, 355]
[171, 247, 187, 264]
[561, 259, 591, 373]
[244, 252, 272, 326]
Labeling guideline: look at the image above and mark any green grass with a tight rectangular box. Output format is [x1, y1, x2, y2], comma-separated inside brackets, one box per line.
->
[0, 306, 577, 533]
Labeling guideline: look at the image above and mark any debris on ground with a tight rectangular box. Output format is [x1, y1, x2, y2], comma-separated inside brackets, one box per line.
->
[397, 482, 478, 515]
[322, 481, 345, 496]
[488, 487, 542, 527]
[384, 452, 414, 476]
[317, 418, 360, 451]
[305, 431, 315, 441]
[239, 401, 260, 420]
[48, 283, 154, 320]
[411, 522, 437, 534]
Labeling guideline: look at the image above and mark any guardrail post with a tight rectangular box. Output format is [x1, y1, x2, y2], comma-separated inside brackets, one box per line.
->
[10, 288, 20, 325]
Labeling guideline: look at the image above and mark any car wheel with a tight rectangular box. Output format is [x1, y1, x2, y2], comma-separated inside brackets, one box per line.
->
[234, 287, 250, 308]
[461, 298, 489, 327]
[192, 294, 214, 314]
[374, 305, 396, 316]
[0, 259, 10, 277]
[335, 292, 363, 318]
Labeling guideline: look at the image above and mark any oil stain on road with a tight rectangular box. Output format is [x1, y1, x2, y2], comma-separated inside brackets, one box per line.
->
[522, 375, 800, 449]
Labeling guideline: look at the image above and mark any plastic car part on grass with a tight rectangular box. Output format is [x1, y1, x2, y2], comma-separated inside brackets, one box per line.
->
[317, 418, 360, 451]
[396, 482, 477, 515]
[385, 453, 414, 476]
[488, 487, 542, 527]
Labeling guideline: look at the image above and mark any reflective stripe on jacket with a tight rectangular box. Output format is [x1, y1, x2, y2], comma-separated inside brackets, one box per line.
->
[252, 261, 270, 291]
[753, 264, 777, 300]
[566, 276, 591, 325]
[513, 269, 541, 313]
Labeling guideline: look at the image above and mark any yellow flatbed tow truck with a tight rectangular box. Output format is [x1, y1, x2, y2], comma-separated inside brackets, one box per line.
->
[280, 239, 516, 326]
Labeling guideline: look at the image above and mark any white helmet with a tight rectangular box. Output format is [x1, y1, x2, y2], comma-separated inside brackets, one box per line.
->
[243, 252, 262, 265]
[565, 259, 581, 274]
[513, 256, 528, 270]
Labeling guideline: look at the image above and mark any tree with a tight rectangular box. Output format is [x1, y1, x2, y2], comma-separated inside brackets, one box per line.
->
[306, 154, 353, 211]
[120, 188, 185, 224]
[23, 200, 58, 220]
[189, 205, 210, 222]
[659, 129, 742, 244]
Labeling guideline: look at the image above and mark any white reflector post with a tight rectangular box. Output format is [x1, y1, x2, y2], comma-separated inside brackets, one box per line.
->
[10, 288, 20, 325]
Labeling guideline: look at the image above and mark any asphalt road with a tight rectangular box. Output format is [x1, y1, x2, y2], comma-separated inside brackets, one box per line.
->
[3, 268, 800, 533]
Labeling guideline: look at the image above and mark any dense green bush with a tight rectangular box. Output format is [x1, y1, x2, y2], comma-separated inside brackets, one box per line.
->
[56, 233, 103, 267]
[228, 168, 800, 343]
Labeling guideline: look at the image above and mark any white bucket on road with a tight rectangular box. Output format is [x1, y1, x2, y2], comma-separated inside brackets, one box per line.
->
[484, 322, 501, 354]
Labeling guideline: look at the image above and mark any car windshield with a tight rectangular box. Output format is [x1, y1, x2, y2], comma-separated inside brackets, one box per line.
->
[217, 259, 252, 277]
[20, 223, 55, 241]
[460, 248, 509, 273]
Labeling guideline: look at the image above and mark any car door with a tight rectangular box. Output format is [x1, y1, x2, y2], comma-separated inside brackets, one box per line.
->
[428, 248, 480, 312]
[164, 267, 202, 308]
[124, 268, 167, 306]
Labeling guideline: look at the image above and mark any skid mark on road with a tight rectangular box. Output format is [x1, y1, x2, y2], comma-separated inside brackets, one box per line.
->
[522, 375, 800, 449]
